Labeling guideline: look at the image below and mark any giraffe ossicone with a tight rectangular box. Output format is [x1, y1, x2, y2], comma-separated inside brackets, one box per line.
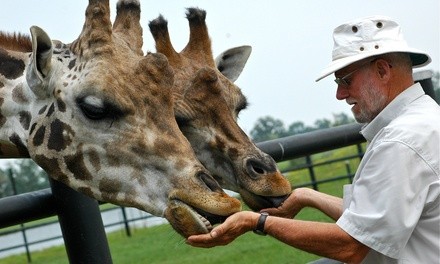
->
[0, 0, 241, 238]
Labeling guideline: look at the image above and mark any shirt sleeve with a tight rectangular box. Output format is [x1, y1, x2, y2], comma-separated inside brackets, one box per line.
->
[336, 139, 435, 259]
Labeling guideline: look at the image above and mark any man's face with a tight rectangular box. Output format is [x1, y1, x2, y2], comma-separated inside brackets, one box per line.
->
[335, 60, 388, 123]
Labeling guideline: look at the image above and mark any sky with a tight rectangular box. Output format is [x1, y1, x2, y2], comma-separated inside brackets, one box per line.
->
[0, 0, 438, 134]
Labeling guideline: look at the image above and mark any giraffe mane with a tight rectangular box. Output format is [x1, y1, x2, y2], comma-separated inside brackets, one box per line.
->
[0, 31, 32, 52]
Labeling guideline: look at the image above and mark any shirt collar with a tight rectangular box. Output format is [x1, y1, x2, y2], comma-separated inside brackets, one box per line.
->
[360, 82, 425, 141]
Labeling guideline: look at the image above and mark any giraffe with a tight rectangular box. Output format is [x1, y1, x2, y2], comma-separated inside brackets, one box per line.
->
[148, 8, 292, 211]
[0, 0, 241, 238]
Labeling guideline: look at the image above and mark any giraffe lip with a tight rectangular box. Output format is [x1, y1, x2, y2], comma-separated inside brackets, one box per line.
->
[176, 199, 228, 227]
[164, 199, 228, 237]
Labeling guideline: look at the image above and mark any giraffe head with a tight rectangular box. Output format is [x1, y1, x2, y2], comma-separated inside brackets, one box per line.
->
[149, 8, 292, 211]
[0, 0, 241, 238]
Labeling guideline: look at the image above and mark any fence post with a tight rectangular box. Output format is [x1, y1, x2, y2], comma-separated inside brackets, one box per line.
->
[8, 169, 32, 263]
[305, 156, 318, 190]
[356, 143, 364, 162]
[120, 207, 132, 237]
[49, 178, 113, 264]
[345, 161, 353, 183]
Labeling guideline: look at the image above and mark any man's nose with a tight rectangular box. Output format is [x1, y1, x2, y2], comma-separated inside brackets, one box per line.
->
[336, 85, 349, 100]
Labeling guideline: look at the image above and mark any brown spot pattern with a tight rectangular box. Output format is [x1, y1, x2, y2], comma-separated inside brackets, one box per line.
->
[56, 98, 66, 112]
[107, 152, 121, 167]
[46, 104, 55, 117]
[19, 111, 31, 130]
[87, 148, 101, 172]
[0, 113, 6, 128]
[68, 58, 76, 70]
[38, 105, 47, 115]
[34, 155, 69, 184]
[32, 125, 46, 146]
[77, 187, 94, 198]
[12, 84, 28, 104]
[29, 122, 37, 135]
[47, 119, 72, 151]
[0, 48, 25, 79]
[8, 133, 29, 157]
[100, 178, 122, 202]
[64, 151, 93, 181]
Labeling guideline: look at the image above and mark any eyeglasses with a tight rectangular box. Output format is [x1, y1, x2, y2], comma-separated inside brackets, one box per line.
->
[334, 59, 379, 86]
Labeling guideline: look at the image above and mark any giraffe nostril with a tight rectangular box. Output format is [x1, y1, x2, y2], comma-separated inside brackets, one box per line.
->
[245, 158, 275, 179]
[199, 172, 223, 193]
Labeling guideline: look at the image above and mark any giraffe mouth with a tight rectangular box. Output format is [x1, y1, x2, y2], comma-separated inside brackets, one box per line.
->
[164, 200, 228, 238]
[193, 207, 228, 228]
[239, 188, 291, 211]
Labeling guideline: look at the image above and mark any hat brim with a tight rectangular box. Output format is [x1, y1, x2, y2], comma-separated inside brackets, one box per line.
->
[315, 48, 431, 82]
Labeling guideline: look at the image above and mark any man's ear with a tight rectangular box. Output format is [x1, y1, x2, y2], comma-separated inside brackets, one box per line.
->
[376, 59, 392, 80]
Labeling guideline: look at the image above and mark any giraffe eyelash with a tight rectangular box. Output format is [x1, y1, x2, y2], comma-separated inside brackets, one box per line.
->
[76, 96, 125, 122]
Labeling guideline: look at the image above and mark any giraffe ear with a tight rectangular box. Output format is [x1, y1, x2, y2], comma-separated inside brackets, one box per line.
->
[26, 26, 53, 99]
[215, 45, 252, 82]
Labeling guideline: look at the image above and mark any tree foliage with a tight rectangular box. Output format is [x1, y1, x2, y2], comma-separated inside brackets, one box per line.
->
[250, 116, 287, 142]
[0, 159, 49, 198]
[250, 112, 354, 142]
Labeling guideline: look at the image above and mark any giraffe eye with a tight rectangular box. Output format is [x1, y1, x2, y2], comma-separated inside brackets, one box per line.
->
[79, 101, 107, 120]
[236, 98, 248, 114]
[77, 96, 124, 121]
[175, 115, 191, 128]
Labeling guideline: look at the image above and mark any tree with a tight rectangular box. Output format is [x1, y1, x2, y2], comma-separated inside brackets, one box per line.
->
[250, 112, 357, 142]
[287, 121, 307, 135]
[332, 112, 354, 126]
[250, 116, 286, 142]
[288, 121, 316, 135]
[0, 159, 50, 197]
[314, 118, 332, 129]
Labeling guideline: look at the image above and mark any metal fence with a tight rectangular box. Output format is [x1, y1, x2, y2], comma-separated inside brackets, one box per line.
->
[0, 70, 436, 263]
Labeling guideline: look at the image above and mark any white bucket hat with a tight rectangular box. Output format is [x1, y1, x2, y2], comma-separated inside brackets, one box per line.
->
[316, 15, 431, 82]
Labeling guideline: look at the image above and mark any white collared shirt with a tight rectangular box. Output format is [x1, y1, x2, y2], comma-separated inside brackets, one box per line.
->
[337, 83, 440, 263]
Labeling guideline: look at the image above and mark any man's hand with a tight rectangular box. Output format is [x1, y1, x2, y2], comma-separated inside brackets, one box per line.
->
[186, 211, 259, 248]
[261, 188, 306, 218]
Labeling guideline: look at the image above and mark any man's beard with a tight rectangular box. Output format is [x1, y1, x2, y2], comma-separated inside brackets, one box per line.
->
[353, 80, 387, 123]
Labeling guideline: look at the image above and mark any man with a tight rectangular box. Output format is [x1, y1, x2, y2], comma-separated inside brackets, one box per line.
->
[186, 15, 440, 263]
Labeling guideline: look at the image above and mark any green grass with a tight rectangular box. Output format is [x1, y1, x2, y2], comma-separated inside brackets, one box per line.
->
[1, 145, 364, 263]
[1, 208, 329, 264]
